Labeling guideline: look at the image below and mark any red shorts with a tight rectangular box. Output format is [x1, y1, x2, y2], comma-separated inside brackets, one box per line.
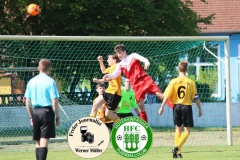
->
[132, 76, 160, 103]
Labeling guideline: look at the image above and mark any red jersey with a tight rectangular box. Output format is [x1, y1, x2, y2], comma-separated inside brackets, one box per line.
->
[107, 53, 150, 85]
[107, 53, 161, 103]
[120, 58, 147, 85]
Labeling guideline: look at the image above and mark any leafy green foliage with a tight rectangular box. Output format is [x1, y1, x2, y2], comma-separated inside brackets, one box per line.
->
[0, 0, 217, 104]
[0, 0, 214, 36]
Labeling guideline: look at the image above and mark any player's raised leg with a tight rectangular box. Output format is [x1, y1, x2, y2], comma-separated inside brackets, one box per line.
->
[93, 83, 114, 131]
[103, 92, 121, 123]
[135, 76, 163, 122]
[105, 109, 120, 123]
[155, 91, 164, 100]
[137, 99, 148, 122]
[90, 95, 106, 117]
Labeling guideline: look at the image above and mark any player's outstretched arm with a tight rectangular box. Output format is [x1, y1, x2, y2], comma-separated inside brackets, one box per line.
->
[194, 98, 202, 117]
[104, 64, 122, 79]
[93, 78, 111, 83]
[97, 56, 106, 73]
[158, 97, 168, 115]
[131, 53, 150, 70]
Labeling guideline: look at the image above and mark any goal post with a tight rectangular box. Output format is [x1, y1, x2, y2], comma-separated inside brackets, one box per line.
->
[0, 36, 232, 151]
[224, 38, 232, 146]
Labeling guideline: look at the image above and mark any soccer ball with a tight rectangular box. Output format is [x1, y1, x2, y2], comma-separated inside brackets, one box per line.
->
[27, 4, 40, 16]
[117, 135, 122, 141]
[141, 135, 147, 141]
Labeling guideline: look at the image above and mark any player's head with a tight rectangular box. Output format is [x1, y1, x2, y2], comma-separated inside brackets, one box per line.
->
[107, 53, 119, 66]
[114, 44, 127, 60]
[178, 61, 188, 73]
[96, 83, 105, 95]
[124, 78, 131, 89]
[38, 59, 51, 73]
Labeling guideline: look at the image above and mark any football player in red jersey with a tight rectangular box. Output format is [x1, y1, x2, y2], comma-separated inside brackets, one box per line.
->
[103, 44, 165, 122]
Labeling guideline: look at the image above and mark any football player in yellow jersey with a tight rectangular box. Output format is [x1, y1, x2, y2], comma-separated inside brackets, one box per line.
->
[90, 54, 121, 123]
[94, 83, 114, 130]
[158, 61, 203, 158]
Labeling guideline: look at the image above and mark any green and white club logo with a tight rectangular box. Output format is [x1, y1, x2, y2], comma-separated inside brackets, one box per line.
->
[111, 117, 153, 158]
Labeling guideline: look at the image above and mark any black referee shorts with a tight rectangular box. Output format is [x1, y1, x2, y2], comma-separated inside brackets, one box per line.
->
[102, 92, 121, 111]
[173, 104, 194, 127]
[117, 112, 134, 119]
[32, 107, 55, 140]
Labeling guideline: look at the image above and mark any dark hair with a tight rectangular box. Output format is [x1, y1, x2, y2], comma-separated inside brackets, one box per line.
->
[178, 61, 188, 72]
[39, 59, 51, 72]
[96, 83, 105, 89]
[108, 53, 120, 63]
[114, 44, 126, 53]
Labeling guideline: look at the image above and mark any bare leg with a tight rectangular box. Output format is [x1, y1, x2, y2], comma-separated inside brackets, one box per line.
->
[175, 126, 182, 134]
[137, 99, 145, 112]
[39, 138, 49, 147]
[137, 99, 148, 122]
[90, 95, 106, 117]
[105, 109, 118, 121]
[36, 140, 40, 148]
[155, 91, 164, 100]
[183, 127, 190, 134]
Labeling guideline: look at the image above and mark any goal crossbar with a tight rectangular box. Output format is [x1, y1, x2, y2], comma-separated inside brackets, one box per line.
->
[0, 35, 229, 41]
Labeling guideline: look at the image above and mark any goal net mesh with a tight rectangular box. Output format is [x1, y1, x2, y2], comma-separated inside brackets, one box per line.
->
[0, 38, 227, 151]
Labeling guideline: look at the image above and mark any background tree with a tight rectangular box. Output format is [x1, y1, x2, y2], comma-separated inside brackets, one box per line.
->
[0, 0, 216, 104]
[0, 0, 214, 36]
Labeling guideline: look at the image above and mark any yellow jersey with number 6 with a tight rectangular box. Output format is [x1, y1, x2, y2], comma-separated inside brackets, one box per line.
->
[163, 76, 197, 105]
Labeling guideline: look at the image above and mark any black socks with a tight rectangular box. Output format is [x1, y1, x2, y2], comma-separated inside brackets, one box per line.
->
[38, 147, 48, 160]
[35, 148, 39, 160]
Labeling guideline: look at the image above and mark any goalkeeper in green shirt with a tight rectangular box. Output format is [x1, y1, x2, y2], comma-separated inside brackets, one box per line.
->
[117, 78, 140, 118]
